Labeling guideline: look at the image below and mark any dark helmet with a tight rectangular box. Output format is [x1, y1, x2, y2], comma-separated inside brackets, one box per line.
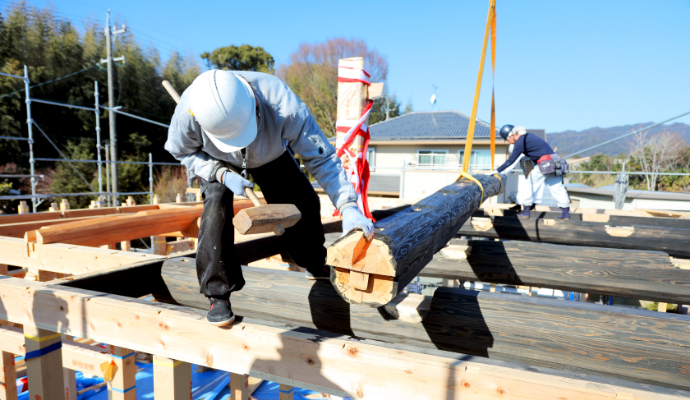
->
[499, 124, 514, 140]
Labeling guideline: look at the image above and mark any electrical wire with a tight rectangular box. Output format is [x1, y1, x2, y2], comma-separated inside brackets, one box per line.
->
[0, 64, 102, 99]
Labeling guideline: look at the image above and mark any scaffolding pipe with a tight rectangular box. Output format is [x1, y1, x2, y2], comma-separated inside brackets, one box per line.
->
[0, 136, 31, 141]
[30, 98, 93, 111]
[95, 81, 103, 197]
[149, 153, 153, 204]
[24, 65, 37, 212]
[100, 105, 170, 128]
[0, 174, 43, 179]
[0, 71, 24, 79]
[105, 143, 111, 207]
[33, 158, 179, 166]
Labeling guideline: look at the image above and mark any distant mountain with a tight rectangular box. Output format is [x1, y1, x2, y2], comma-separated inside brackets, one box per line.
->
[546, 122, 690, 158]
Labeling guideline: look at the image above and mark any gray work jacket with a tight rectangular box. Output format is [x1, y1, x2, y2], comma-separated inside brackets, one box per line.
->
[164, 71, 357, 211]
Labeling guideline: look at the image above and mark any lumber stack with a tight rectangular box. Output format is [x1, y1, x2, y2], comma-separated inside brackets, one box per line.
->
[327, 173, 505, 307]
[149, 257, 690, 391]
[457, 215, 690, 258]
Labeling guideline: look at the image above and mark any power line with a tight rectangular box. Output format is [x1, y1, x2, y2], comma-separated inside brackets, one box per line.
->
[0, 64, 103, 99]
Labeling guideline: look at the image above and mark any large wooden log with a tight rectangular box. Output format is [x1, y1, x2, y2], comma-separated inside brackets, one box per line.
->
[458, 215, 690, 258]
[327, 174, 505, 307]
[150, 257, 690, 391]
[422, 238, 690, 304]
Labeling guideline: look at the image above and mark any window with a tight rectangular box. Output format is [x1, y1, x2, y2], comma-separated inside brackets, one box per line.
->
[459, 150, 492, 171]
[366, 147, 375, 171]
[417, 150, 448, 169]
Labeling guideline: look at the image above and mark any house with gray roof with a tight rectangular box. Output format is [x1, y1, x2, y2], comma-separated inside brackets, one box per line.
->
[319, 110, 518, 199]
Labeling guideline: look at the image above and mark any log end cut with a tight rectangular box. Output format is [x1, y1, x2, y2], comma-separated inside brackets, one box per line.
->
[326, 231, 397, 307]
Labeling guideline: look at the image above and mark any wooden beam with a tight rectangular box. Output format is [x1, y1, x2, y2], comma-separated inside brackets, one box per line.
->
[417, 238, 690, 304]
[1, 278, 687, 400]
[0, 237, 165, 274]
[63, 368, 77, 400]
[30, 205, 203, 246]
[327, 174, 505, 307]
[0, 216, 110, 238]
[153, 258, 690, 391]
[457, 215, 690, 258]
[166, 239, 195, 255]
[153, 355, 192, 400]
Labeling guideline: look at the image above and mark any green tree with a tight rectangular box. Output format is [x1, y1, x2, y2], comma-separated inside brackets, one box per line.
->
[369, 94, 413, 125]
[201, 45, 274, 73]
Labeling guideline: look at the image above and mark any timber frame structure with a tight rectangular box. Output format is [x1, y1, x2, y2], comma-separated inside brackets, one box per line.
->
[1, 199, 690, 400]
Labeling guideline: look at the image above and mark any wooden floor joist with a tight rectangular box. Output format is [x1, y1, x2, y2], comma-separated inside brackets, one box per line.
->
[0, 236, 165, 275]
[327, 174, 505, 307]
[457, 215, 690, 258]
[1, 276, 688, 399]
[144, 258, 690, 391]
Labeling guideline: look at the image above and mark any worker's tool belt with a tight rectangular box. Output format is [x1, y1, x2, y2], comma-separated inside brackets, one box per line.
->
[520, 158, 534, 177]
[537, 154, 569, 176]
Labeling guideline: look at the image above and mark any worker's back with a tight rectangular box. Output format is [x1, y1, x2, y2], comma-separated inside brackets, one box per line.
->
[515, 133, 555, 163]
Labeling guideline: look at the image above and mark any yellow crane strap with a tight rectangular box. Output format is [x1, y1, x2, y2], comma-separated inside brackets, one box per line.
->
[490, 1, 497, 170]
[461, 0, 497, 173]
[456, 172, 502, 208]
[456, 171, 485, 205]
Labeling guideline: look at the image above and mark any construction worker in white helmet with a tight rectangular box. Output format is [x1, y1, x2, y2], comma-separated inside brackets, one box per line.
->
[491, 125, 571, 220]
[165, 70, 374, 326]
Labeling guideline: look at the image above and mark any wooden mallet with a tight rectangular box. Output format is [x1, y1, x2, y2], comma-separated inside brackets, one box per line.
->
[162, 80, 301, 236]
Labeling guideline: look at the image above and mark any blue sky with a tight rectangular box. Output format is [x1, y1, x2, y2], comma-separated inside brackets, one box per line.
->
[16, 0, 690, 132]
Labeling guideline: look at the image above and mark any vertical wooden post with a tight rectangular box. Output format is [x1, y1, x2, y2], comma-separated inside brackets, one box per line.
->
[17, 201, 29, 214]
[107, 346, 137, 400]
[658, 302, 668, 313]
[63, 369, 77, 400]
[175, 193, 182, 203]
[152, 237, 167, 256]
[278, 384, 294, 400]
[24, 325, 64, 400]
[0, 265, 7, 276]
[120, 241, 131, 251]
[230, 373, 248, 400]
[153, 355, 191, 400]
[60, 199, 70, 212]
[48, 202, 59, 212]
[0, 351, 17, 400]
[152, 195, 159, 205]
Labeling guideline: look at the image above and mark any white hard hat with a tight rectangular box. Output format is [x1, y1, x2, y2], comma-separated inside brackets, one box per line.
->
[189, 70, 257, 152]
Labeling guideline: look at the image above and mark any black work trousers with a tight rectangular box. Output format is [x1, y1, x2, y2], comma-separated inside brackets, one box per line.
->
[196, 151, 327, 299]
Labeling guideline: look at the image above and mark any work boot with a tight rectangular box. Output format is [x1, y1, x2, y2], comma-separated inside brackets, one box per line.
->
[305, 266, 331, 280]
[557, 207, 571, 220]
[517, 205, 531, 219]
[207, 297, 235, 326]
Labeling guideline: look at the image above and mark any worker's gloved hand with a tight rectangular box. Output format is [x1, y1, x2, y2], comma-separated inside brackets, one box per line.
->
[221, 170, 254, 198]
[341, 207, 374, 241]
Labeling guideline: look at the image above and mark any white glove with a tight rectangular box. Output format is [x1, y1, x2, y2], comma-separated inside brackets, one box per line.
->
[341, 207, 374, 241]
[222, 170, 254, 198]
[489, 170, 499, 175]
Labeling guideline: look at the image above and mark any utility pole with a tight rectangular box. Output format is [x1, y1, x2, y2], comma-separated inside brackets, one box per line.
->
[102, 10, 125, 205]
